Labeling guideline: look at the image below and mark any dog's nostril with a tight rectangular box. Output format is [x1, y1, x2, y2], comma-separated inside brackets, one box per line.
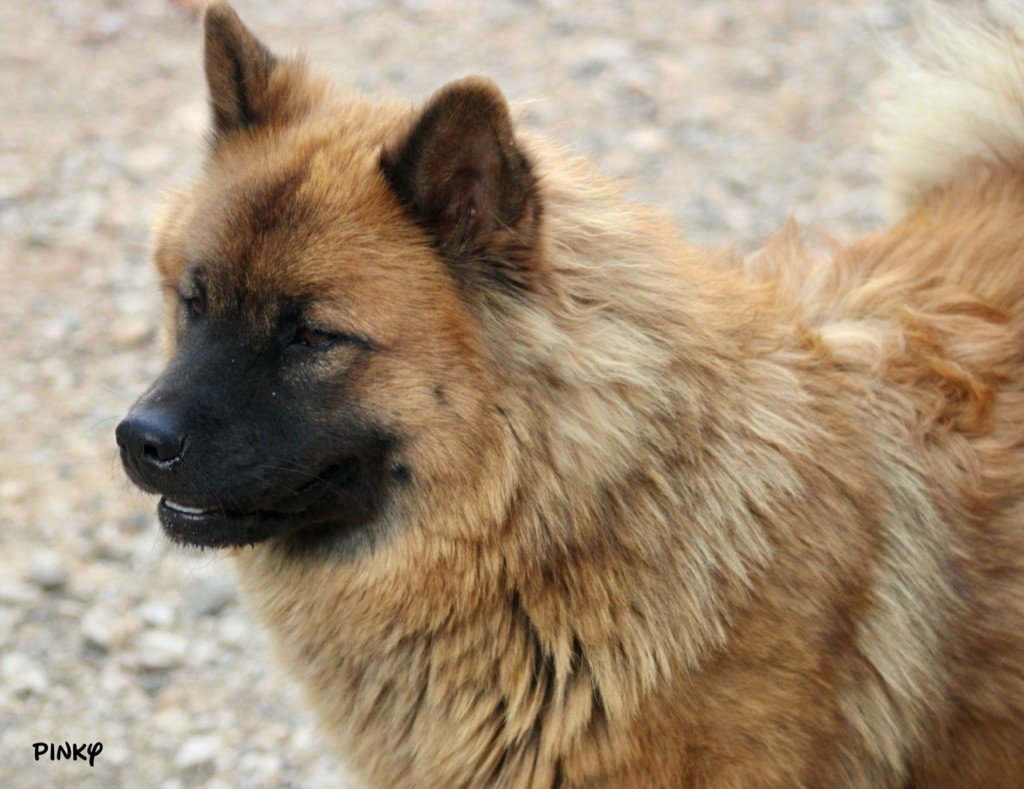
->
[143, 439, 181, 463]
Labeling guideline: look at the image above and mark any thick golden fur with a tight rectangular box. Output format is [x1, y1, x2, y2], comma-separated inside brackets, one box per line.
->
[152, 3, 1024, 786]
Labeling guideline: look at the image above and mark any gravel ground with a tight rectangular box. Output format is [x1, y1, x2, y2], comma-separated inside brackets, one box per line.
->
[1, 0, 918, 785]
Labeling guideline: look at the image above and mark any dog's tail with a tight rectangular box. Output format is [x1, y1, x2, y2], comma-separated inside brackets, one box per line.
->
[876, 2, 1024, 220]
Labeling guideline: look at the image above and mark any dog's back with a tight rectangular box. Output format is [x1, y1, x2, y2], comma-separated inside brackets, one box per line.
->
[777, 7, 1024, 782]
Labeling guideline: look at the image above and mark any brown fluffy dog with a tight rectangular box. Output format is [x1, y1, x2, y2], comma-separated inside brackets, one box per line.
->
[116, 3, 1024, 785]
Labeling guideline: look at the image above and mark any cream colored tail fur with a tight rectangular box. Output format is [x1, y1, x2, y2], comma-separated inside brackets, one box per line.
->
[878, 2, 1024, 219]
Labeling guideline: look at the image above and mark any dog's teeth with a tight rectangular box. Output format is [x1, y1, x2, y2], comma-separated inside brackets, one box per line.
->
[166, 500, 210, 515]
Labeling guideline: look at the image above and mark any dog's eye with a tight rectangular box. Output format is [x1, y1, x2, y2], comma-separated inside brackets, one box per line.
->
[294, 326, 335, 348]
[183, 294, 204, 317]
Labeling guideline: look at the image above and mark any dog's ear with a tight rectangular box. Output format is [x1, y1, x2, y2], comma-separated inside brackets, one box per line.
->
[381, 77, 542, 291]
[203, 2, 306, 141]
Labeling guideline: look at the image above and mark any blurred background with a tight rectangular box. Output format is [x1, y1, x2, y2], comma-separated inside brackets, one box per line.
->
[0, 0, 914, 785]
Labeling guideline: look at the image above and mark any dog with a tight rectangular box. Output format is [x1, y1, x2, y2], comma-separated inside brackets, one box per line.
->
[116, 2, 1024, 785]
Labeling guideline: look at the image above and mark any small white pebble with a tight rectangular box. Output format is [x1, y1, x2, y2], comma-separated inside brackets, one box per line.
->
[1, 653, 48, 696]
[28, 551, 67, 591]
[174, 735, 220, 769]
[136, 631, 188, 670]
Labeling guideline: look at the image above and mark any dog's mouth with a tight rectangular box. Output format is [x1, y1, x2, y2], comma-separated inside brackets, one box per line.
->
[157, 457, 382, 549]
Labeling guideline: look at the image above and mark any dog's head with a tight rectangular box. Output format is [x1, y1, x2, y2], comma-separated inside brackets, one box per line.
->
[117, 2, 541, 553]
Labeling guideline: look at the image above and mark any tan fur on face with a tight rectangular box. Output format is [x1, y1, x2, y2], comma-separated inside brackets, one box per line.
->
[150, 3, 1024, 786]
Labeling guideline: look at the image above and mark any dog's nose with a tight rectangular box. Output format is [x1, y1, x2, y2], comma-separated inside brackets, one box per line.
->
[116, 408, 186, 470]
